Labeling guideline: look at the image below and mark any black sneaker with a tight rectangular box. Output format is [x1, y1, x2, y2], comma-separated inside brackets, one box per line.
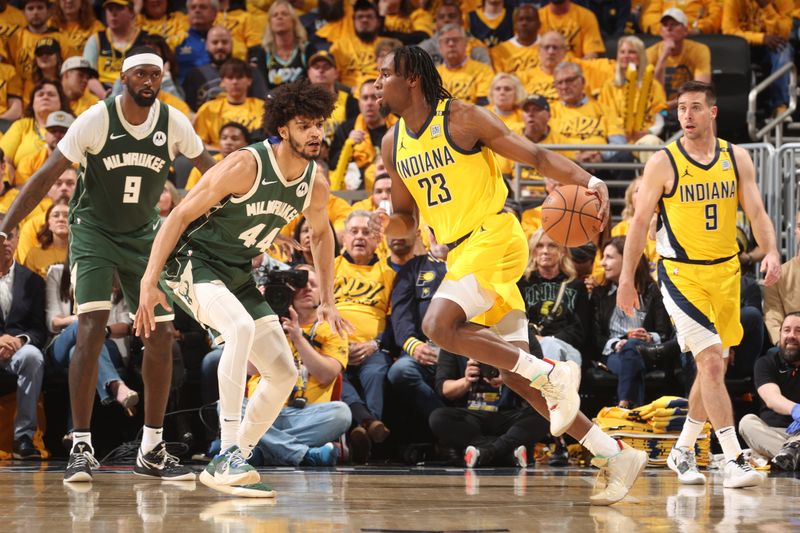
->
[549, 441, 569, 467]
[772, 441, 800, 471]
[13, 434, 41, 460]
[64, 442, 99, 483]
[134, 441, 196, 481]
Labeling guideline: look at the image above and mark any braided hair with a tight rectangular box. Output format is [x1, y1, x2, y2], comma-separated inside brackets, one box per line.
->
[392, 46, 451, 110]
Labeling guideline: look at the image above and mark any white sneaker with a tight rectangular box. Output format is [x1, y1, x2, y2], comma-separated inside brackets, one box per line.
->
[513, 445, 528, 468]
[464, 446, 480, 468]
[589, 441, 647, 506]
[532, 360, 581, 437]
[667, 446, 706, 485]
[722, 454, 765, 489]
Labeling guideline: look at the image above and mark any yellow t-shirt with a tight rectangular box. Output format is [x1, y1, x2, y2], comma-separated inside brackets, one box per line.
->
[384, 9, 434, 36]
[437, 60, 495, 104]
[646, 40, 711, 101]
[159, 90, 191, 119]
[641, 0, 723, 34]
[577, 57, 616, 100]
[721, 0, 793, 43]
[549, 99, 624, 160]
[0, 63, 22, 116]
[334, 254, 396, 343]
[486, 106, 524, 133]
[136, 12, 188, 50]
[194, 96, 265, 147]
[214, 9, 250, 60]
[521, 205, 542, 239]
[15, 202, 49, 265]
[0, 117, 47, 167]
[517, 66, 559, 103]
[52, 18, 105, 53]
[490, 40, 540, 74]
[70, 89, 99, 117]
[246, 320, 348, 404]
[6, 28, 75, 83]
[599, 77, 668, 136]
[0, 5, 28, 62]
[186, 152, 223, 190]
[23, 245, 66, 279]
[14, 145, 48, 187]
[538, 4, 605, 58]
[330, 35, 379, 89]
[496, 128, 556, 200]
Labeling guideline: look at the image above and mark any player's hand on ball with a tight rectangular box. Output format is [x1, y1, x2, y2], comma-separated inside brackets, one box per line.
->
[134, 283, 172, 338]
[587, 178, 610, 229]
[317, 301, 354, 338]
[616, 280, 640, 317]
[760, 250, 782, 286]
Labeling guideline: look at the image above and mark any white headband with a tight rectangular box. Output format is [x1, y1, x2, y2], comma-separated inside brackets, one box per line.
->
[122, 53, 163, 73]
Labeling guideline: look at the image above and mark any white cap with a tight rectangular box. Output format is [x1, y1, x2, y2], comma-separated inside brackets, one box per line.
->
[661, 7, 688, 26]
[60, 56, 98, 77]
[45, 111, 76, 130]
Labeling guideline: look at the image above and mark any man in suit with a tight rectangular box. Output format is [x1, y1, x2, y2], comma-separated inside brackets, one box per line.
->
[0, 223, 46, 459]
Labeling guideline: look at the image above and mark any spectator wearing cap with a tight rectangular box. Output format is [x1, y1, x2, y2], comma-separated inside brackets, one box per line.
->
[84, 0, 150, 97]
[22, 38, 62, 108]
[330, 0, 382, 89]
[247, 0, 315, 91]
[5, 0, 73, 85]
[722, 0, 794, 118]
[50, 0, 106, 53]
[0, 59, 23, 130]
[307, 50, 359, 145]
[641, 0, 722, 35]
[646, 8, 711, 108]
[175, 0, 218, 85]
[60, 56, 99, 116]
[193, 57, 265, 150]
[183, 26, 268, 112]
[436, 23, 495, 105]
[14, 110, 74, 190]
[418, 0, 491, 67]
[490, 4, 541, 75]
[537, 0, 606, 59]
[137, 0, 189, 50]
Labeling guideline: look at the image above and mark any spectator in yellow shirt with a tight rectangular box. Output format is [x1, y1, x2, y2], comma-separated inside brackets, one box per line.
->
[418, 0, 491, 66]
[641, 0, 723, 35]
[722, 0, 794, 117]
[351, 172, 392, 213]
[490, 4, 542, 75]
[59, 56, 98, 117]
[599, 36, 668, 141]
[516, 30, 568, 103]
[0, 61, 23, 128]
[185, 121, 249, 190]
[23, 196, 68, 278]
[538, 0, 606, 59]
[51, 0, 106, 53]
[485, 72, 526, 132]
[137, 0, 188, 50]
[646, 8, 711, 107]
[378, 0, 433, 44]
[193, 58, 265, 150]
[13, 109, 73, 193]
[330, 0, 382, 89]
[436, 23, 495, 105]
[6, 0, 74, 86]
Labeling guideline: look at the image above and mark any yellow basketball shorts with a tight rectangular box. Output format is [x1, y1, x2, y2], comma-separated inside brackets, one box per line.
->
[437, 211, 529, 327]
[657, 257, 742, 354]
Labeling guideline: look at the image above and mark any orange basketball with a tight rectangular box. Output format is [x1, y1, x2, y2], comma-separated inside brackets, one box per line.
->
[541, 184, 602, 247]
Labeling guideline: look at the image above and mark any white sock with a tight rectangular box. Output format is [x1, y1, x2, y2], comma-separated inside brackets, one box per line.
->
[141, 426, 163, 454]
[220, 412, 242, 453]
[715, 426, 742, 462]
[580, 425, 620, 458]
[73, 431, 92, 451]
[511, 348, 554, 382]
[675, 416, 705, 450]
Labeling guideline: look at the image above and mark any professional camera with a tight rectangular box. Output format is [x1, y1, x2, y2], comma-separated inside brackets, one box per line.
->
[256, 266, 308, 318]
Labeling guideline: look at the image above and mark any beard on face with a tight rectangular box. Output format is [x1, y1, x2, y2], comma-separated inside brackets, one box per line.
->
[356, 29, 378, 42]
[127, 83, 159, 107]
[780, 342, 800, 364]
[287, 132, 319, 161]
[318, 0, 344, 21]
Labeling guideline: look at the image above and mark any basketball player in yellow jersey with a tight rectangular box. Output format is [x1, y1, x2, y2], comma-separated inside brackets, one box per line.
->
[374, 46, 647, 506]
[618, 81, 782, 489]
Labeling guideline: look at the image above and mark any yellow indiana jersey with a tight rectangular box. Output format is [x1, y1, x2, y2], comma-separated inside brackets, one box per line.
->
[53, 19, 105, 53]
[194, 96, 265, 147]
[656, 138, 740, 261]
[333, 254, 396, 343]
[393, 98, 507, 244]
[436, 60, 495, 104]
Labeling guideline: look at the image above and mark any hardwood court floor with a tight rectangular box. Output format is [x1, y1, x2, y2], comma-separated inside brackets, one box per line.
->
[1, 462, 799, 532]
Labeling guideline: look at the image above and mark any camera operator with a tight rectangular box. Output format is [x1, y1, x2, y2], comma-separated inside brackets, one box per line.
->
[246, 265, 351, 466]
[429, 351, 549, 468]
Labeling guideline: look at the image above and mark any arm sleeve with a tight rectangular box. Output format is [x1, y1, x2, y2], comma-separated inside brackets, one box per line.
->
[167, 107, 205, 160]
[56, 103, 108, 165]
[390, 260, 422, 352]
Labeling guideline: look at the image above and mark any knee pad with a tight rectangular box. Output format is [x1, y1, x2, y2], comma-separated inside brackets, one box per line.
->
[249, 317, 298, 385]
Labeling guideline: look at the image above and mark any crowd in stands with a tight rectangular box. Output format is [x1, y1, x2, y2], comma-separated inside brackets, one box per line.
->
[0, 0, 799, 468]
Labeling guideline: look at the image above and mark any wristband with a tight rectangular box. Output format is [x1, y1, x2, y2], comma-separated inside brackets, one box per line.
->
[588, 176, 603, 189]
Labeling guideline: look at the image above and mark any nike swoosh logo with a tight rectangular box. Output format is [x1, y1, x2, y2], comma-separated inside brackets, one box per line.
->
[261, 179, 277, 186]
[152, 221, 160, 231]
[110, 133, 126, 140]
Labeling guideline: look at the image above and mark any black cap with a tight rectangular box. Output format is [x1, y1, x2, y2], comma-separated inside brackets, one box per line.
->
[522, 94, 550, 112]
[34, 38, 61, 56]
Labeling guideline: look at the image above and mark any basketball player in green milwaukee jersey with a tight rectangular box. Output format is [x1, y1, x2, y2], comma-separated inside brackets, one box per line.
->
[0, 47, 217, 483]
[135, 79, 352, 498]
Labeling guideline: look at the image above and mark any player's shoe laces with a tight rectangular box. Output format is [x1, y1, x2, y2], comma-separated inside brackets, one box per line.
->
[532, 360, 581, 436]
[667, 446, 706, 485]
[64, 442, 100, 483]
[134, 441, 196, 481]
[723, 453, 765, 489]
[200, 445, 260, 488]
[589, 441, 647, 506]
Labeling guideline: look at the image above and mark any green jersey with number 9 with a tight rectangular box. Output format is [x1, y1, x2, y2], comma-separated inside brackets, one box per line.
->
[174, 140, 316, 269]
[70, 97, 172, 233]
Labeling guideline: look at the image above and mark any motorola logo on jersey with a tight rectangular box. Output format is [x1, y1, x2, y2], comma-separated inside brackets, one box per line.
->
[153, 131, 167, 147]
[296, 182, 309, 197]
